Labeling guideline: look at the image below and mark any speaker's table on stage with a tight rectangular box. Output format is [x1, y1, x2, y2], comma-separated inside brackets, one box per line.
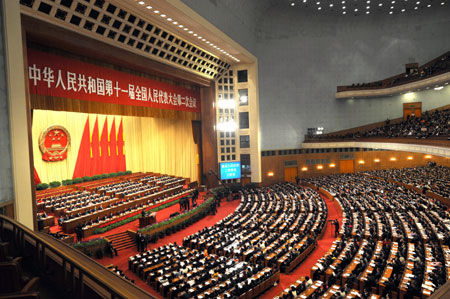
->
[139, 212, 156, 228]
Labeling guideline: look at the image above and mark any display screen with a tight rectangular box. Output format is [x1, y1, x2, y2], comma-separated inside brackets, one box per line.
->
[220, 162, 241, 180]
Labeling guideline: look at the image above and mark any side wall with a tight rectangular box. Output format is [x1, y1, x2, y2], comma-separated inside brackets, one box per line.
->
[257, 6, 450, 150]
[0, 3, 14, 207]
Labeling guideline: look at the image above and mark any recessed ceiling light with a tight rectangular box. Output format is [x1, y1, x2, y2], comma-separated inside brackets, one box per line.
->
[392, 1, 395, 3]
[342, 0, 345, 3]
[291, 2, 295, 6]
[198, 36, 202, 39]
[367, 0, 371, 3]
[173, 21, 178, 25]
[379, 3, 383, 6]
[154, 10, 160, 13]
[366, 6, 370, 9]
[427, 4, 431, 7]
[343, 6, 346, 9]
[416, 1, 420, 4]
[354, 8, 358, 11]
[202, 38, 206, 41]
[390, 6, 394, 9]
[303, 0, 307, 3]
[318, 6, 322, 10]
[316, 1, 320, 4]
[343, 11, 346, 14]
[160, 14, 166, 18]
[167, 18, 172, 21]
[366, 11, 370, 14]
[206, 41, 210, 44]
[401, 8, 406, 11]
[138, 1, 145, 5]
[330, 3, 333, 7]
[183, 28, 188, 31]
[178, 25, 183, 28]
[441, 2, 445, 5]
[389, 11, 393, 14]
[193, 33, 198, 36]
[414, 6, 418, 9]
[146, 6, 152, 9]
[188, 31, 193, 34]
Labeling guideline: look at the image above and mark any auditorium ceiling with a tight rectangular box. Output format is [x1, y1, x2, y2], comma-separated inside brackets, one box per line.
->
[286, 0, 447, 16]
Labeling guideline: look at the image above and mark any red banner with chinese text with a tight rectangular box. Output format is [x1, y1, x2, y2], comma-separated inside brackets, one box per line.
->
[27, 49, 200, 113]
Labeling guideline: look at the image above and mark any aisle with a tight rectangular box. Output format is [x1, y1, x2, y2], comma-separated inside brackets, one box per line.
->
[260, 194, 343, 298]
[95, 196, 241, 299]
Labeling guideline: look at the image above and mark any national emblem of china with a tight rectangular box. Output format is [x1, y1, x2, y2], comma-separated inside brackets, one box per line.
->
[39, 126, 71, 162]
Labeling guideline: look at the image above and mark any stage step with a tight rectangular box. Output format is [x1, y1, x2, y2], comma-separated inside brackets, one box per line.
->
[105, 231, 136, 251]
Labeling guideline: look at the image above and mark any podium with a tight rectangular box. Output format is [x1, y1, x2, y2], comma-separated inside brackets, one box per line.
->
[139, 212, 156, 228]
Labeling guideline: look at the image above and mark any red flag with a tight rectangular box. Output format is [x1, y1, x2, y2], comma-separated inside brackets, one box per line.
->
[117, 118, 126, 172]
[90, 117, 100, 176]
[34, 167, 41, 185]
[100, 117, 109, 175]
[73, 117, 90, 179]
[109, 118, 117, 173]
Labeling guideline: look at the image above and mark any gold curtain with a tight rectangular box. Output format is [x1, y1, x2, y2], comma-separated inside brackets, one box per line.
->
[33, 110, 198, 183]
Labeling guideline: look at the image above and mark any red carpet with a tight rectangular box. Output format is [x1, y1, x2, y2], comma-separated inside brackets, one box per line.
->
[94, 195, 241, 299]
[260, 195, 343, 298]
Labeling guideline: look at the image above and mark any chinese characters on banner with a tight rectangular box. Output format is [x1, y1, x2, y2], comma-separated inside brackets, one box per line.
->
[27, 49, 200, 113]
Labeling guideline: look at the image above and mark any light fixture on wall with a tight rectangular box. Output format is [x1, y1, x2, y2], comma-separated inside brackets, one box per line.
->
[374, 158, 380, 163]
[329, 163, 336, 168]
[358, 160, 365, 164]
[267, 171, 274, 177]
[301, 167, 308, 171]
[317, 165, 323, 170]
[390, 157, 397, 161]
[217, 121, 237, 132]
[407, 156, 413, 160]
[425, 155, 432, 159]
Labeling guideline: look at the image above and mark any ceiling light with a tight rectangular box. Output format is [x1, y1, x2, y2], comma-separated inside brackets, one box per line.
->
[188, 31, 193, 34]
[167, 18, 172, 21]
[391, 6, 394, 9]
[427, 4, 431, 7]
[343, 6, 346, 9]
[138, 1, 145, 5]
[198, 36, 202, 39]
[154, 10, 160, 13]
[392, 0, 395, 3]
[202, 38, 206, 41]
[318, 6, 322, 10]
[441, 2, 445, 5]
[206, 41, 210, 44]
[367, 0, 371, 3]
[178, 25, 183, 28]
[379, 3, 383, 6]
[401, 8, 406, 11]
[434, 86, 444, 90]
[374, 158, 380, 163]
[366, 6, 370, 9]
[303, 0, 307, 2]
[146, 5, 152, 9]
[183, 28, 188, 31]
[389, 11, 393, 14]
[414, 6, 418, 9]
[316, 1, 320, 4]
[301, 167, 308, 171]
[173, 21, 178, 25]
[291, 2, 295, 6]
[193, 33, 198, 36]
[354, 8, 358, 11]
[160, 14, 166, 18]
[330, 3, 333, 7]
[416, 1, 420, 3]
[342, 0, 345, 3]
[343, 11, 346, 14]
[366, 11, 370, 14]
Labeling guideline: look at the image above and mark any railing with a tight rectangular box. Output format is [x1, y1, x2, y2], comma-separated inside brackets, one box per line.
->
[0, 214, 155, 299]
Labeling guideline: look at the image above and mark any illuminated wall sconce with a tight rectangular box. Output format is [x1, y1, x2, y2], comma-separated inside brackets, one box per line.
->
[267, 171, 274, 177]
[317, 165, 323, 170]
[390, 157, 397, 161]
[301, 167, 308, 171]
[329, 163, 336, 168]
[358, 160, 365, 164]
[407, 156, 413, 160]
[374, 158, 380, 163]
[425, 155, 432, 159]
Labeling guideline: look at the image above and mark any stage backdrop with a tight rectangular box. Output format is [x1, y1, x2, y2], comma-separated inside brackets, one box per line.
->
[32, 110, 198, 183]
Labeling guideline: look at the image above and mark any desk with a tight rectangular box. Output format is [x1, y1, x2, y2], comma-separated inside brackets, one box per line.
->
[139, 212, 157, 228]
